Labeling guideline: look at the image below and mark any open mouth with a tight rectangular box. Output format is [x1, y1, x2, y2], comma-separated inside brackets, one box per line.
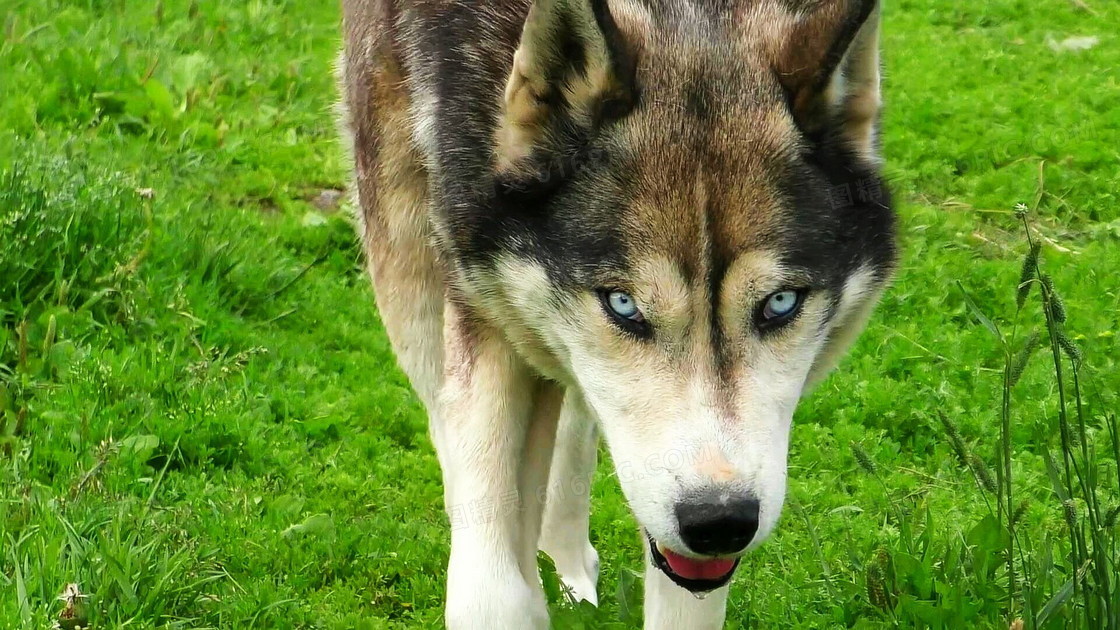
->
[647, 534, 740, 593]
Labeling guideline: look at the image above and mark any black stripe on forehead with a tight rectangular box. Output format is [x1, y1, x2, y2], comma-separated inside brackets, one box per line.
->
[702, 190, 736, 381]
[683, 68, 716, 122]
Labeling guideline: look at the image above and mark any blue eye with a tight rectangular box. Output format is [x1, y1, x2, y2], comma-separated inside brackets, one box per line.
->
[606, 290, 642, 321]
[599, 289, 650, 337]
[760, 290, 803, 325]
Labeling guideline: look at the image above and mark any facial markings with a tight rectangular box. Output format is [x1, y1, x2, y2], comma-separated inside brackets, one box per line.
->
[610, 83, 814, 415]
[629, 256, 691, 348]
[489, 31, 872, 435]
[694, 444, 739, 484]
[713, 250, 808, 402]
[682, 65, 715, 122]
[606, 250, 824, 435]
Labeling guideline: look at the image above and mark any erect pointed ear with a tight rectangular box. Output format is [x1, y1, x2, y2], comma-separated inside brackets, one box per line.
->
[495, 0, 636, 175]
[772, 0, 882, 162]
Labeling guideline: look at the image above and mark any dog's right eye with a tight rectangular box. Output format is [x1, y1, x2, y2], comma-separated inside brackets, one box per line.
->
[755, 288, 807, 332]
[599, 289, 651, 337]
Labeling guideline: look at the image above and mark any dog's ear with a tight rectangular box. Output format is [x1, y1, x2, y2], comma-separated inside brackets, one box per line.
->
[772, 0, 882, 162]
[495, 0, 636, 175]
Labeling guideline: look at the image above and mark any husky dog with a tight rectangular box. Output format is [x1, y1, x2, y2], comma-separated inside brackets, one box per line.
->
[338, 0, 895, 626]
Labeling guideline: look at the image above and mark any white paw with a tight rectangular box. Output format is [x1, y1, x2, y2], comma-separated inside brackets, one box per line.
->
[446, 557, 549, 630]
[549, 543, 600, 606]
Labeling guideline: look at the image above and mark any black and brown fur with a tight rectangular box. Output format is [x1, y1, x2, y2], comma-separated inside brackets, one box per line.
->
[339, 0, 896, 627]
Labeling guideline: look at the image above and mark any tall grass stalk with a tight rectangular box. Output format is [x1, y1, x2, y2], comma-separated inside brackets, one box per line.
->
[958, 210, 1117, 629]
[1017, 214, 1117, 629]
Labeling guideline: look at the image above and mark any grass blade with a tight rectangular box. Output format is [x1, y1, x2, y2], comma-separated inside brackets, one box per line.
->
[1036, 561, 1090, 627]
[956, 281, 1003, 342]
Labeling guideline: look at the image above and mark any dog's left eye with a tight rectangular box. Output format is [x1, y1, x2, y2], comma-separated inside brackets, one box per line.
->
[599, 289, 650, 337]
[757, 289, 805, 329]
[606, 290, 642, 320]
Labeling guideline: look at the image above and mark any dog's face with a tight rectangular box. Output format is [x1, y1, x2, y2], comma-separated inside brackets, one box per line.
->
[468, 0, 895, 591]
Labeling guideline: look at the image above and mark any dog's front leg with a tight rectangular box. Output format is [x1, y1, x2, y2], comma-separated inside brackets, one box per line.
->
[539, 388, 600, 605]
[439, 302, 559, 630]
[642, 546, 729, 630]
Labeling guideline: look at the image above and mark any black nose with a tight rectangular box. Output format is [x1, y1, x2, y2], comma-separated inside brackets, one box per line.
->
[675, 489, 760, 556]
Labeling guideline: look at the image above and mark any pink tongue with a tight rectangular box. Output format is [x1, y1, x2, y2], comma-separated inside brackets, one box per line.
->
[661, 547, 737, 581]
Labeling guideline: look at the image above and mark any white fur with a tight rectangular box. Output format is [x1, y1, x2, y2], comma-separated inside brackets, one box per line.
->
[806, 264, 884, 389]
[539, 389, 601, 604]
[369, 242, 884, 630]
[438, 308, 557, 629]
[462, 256, 883, 629]
[409, 84, 440, 169]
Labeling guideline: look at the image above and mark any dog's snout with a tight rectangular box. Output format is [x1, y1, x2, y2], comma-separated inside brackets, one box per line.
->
[675, 489, 760, 556]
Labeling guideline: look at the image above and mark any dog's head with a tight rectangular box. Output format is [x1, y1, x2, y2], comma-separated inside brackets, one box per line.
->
[473, 0, 895, 591]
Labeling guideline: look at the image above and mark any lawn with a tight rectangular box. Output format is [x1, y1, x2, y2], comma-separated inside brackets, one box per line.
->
[1, 0, 1118, 628]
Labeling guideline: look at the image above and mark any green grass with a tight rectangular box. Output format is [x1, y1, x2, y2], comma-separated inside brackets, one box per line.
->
[1, 0, 1118, 628]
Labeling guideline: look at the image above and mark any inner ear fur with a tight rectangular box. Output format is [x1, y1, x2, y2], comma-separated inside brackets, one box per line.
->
[495, 0, 636, 176]
[772, 0, 882, 162]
